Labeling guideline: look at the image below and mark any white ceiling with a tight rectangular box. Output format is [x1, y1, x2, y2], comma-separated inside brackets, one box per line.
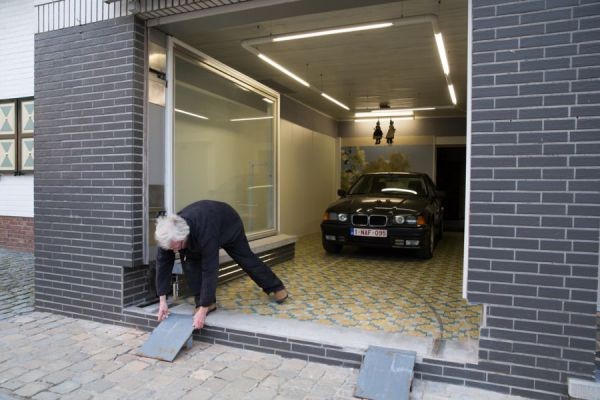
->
[157, 0, 467, 120]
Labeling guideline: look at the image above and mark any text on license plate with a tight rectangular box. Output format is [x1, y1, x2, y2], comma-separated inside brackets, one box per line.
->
[350, 228, 388, 237]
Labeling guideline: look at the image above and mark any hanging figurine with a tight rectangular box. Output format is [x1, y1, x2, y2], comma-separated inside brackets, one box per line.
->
[373, 120, 383, 144]
[386, 119, 396, 144]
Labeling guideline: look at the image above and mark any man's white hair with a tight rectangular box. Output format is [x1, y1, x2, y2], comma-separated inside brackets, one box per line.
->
[155, 214, 190, 250]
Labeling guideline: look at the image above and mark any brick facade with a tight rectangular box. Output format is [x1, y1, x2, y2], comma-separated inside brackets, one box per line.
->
[467, 1, 600, 399]
[0, 216, 34, 252]
[31, 3, 600, 400]
[33, 16, 145, 322]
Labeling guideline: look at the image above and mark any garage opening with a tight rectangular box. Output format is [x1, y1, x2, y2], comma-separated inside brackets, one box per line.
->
[141, 0, 479, 362]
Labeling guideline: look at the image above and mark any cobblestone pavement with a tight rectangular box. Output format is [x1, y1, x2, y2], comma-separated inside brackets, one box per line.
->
[0, 249, 532, 400]
[0, 312, 533, 400]
[0, 249, 34, 320]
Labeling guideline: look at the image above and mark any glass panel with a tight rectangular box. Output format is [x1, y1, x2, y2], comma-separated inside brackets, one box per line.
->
[0, 139, 16, 170]
[21, 100, 34, 133]
[21, 138, 34, 171]
[173, 53, 276, 235]
[0, 102, 15, 135]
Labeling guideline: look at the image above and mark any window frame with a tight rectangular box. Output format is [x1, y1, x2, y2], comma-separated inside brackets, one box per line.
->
[165, 37, 280, 240]
[0, 97, 34, 175]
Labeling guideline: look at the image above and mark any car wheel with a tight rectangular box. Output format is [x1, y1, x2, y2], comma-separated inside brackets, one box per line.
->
[417, 227, 434, 259]
[323, 241, 343, 254]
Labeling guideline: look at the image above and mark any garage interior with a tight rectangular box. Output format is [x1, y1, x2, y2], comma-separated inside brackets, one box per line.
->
[141, 0, 478, 361]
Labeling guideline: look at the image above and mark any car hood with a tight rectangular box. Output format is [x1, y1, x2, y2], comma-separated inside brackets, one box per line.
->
[326, 195, 428, 214]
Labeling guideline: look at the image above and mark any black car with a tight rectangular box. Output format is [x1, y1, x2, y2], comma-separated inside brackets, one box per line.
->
[320, 172, 444, 259]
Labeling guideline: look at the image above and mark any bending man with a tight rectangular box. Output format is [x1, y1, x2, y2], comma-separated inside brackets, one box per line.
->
[155, 200, 288, 329]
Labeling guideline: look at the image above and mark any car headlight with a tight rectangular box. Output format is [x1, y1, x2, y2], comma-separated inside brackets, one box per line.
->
[324, 212, 348, 222]
[405, 215, 417, 224]
[394, 215, 405, 224]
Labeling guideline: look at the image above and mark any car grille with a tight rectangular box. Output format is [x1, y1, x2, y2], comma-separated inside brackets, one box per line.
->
[369, 215, 387, 227]
[351, 214, 387, 227]
[352, 215, 368, 225]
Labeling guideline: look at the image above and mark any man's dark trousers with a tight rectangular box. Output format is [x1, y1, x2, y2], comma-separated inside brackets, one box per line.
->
[182, 226, 285, 307]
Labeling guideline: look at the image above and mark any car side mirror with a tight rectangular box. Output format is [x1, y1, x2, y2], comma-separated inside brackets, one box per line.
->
[337, 189, 347, 197]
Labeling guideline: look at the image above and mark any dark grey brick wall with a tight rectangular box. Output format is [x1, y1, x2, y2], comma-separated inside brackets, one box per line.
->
[34, 16, 145, 322]
[469, 1, 600, 399]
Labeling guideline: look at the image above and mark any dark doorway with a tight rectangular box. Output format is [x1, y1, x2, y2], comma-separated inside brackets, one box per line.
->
[436, 146, 466, 232]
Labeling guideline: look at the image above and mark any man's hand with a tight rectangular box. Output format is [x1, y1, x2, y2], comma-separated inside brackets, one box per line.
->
[192, 306, 209, 330]
[157, 296, 169, 322]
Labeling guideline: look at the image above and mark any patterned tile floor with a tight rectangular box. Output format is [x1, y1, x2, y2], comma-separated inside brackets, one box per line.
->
[210, 232, 482, 341]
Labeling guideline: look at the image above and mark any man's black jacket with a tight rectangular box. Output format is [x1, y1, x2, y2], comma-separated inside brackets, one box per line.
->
[156, 200, 244, 306]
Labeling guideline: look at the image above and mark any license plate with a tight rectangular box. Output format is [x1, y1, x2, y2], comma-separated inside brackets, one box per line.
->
[350, 228, 387, 237]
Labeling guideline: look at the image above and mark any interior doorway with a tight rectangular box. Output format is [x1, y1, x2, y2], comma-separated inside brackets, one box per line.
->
[436, 146, 466, 231]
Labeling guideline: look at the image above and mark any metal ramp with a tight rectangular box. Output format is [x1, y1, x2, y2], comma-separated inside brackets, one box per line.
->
[355, 346, 417, 400]
[137, 313, 194, 362]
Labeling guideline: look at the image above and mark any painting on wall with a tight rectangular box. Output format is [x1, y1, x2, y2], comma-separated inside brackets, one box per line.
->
[341, 144, 434, 190]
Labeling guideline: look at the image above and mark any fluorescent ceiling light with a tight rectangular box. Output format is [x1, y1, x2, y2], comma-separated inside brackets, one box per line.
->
[272, 22, 393, 42]
[230, 116, 274, 122]
[448, 84, 457, 105]
[434, 33, 450, 76]
[244, 16, 457, 111]
[262, 98, 274, 104]
[354, 117, 414, 123]
[257, 54, 310, 87]
[321, 92, 350, 110]
[235, 84, 250, 92]
[175, 108, 208, 120]
[355, 109, 414, 118]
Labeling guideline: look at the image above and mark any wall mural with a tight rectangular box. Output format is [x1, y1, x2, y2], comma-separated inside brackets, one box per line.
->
[341, 144, 434, 190]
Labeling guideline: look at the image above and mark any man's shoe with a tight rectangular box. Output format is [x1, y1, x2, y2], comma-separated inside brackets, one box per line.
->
[274, 289, 288, 304]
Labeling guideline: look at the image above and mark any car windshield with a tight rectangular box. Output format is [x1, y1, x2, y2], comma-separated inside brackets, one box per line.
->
[348, 175, 427, 196]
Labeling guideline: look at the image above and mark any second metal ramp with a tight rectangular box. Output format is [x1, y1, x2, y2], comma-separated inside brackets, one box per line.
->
[355, 346, 417, 400]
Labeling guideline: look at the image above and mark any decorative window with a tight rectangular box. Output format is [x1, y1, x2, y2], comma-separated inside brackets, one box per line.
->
[0, 98, 34, 174]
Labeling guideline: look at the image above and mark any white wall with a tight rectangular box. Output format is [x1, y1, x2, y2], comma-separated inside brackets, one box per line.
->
[279, 119, 338, 237]
[0, 175, 34, 217]
[0, 0, 35, 218]
[0, 0, 34, 99]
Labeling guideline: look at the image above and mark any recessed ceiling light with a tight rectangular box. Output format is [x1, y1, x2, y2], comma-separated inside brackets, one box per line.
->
[448, 84, 457, 105]
[355, 109, 414, 118]
[434, 33, 450, 76]
[272, 22, 393, 42]
[321, 93, 350, 110]
[354, 116, 414, 122]
[257, 54, 310, 87]
[243, 15, 457, 110]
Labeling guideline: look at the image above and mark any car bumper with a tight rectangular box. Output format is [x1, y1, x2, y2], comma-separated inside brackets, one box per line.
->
[320, 222, 429, 249]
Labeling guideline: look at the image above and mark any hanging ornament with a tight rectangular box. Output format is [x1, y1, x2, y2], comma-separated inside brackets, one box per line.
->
[373, 120, 383, 145]
[386, 119, 396, 144]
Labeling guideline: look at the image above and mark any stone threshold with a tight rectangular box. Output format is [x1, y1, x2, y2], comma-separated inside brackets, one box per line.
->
[124, 301, 478, 369]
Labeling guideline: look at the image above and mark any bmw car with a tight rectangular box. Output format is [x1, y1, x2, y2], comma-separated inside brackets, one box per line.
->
[320, 172, 444, 259]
